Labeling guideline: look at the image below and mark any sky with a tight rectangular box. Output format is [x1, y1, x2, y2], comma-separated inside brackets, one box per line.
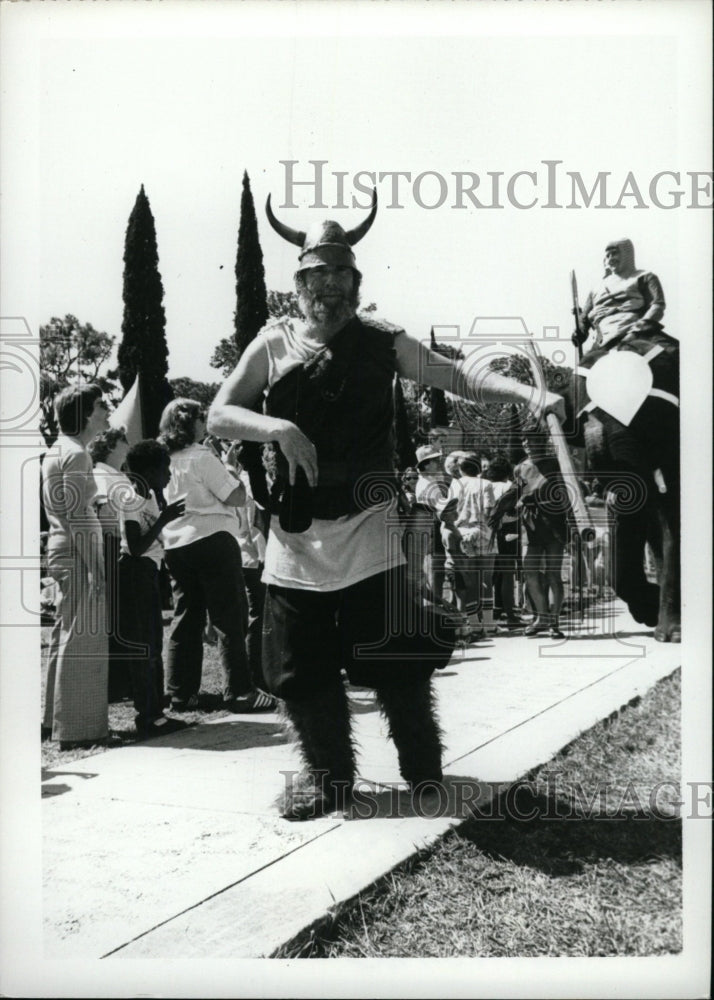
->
[2, 1, 711, 385]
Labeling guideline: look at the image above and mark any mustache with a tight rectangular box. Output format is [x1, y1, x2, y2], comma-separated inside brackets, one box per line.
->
[299, 285, 360, 322]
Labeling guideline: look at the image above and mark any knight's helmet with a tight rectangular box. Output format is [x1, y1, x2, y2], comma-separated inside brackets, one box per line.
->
[603, 238, 636, 276]
[265, 189, 378, 276]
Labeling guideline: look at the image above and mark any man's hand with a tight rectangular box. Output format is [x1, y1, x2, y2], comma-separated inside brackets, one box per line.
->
[628, 319, 649, 335]
[224, 442, 241, 468]
[543, 390, 566, 424]
[160, 498, 186, 524]
[526, 388, 566, 426]
[275, 420, 318, 487]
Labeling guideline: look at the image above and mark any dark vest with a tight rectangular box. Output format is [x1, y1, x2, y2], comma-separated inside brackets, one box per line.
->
[265, 316, 398, 520]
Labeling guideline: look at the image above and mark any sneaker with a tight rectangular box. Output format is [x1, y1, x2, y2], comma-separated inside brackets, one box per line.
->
[170, 694, 201, 712]
[136, 715, 191, 740]
[229, 689, 278, 713]
[549, 625, 566, 640]
[524, 622, 549, 637]
[496, 620, 522, 635]
[58, 738, 104, 751]
[456, 626, 484, 644]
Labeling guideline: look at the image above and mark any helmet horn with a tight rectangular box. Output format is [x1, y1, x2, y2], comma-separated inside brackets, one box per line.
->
[345, 188, 378, 246]
[265, 194, 306, 247]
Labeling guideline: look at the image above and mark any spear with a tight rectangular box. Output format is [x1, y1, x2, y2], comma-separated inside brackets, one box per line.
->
[570, 269, 585, 361]
[522, 341, 595, 544]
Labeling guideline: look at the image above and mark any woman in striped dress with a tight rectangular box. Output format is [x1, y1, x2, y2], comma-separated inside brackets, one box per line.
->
[42, 384, 110, 749]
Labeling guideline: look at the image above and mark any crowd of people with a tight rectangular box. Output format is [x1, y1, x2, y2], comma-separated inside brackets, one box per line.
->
[41, 385, 278, 751]
[40, 213, 664, 820]
[400, 436, 612, 644]
[40, 385, 610, 752]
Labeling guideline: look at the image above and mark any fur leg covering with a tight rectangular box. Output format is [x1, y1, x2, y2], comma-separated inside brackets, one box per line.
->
[279, 681, 356, 820]
[375, 679, 444, 789]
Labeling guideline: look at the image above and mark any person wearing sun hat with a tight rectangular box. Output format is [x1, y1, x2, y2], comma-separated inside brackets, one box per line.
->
[411, 443, 455, 609]
[414, 444, 445, 506]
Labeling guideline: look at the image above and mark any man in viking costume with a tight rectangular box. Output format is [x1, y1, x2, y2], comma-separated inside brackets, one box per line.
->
[574, 238, 666, 353]
[209, 192, 564, 819]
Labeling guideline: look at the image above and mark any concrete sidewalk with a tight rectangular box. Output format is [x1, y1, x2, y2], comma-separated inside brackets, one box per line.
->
[41, 599, 679, 959]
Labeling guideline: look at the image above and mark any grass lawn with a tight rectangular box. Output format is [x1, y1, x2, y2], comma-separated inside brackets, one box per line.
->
[278, 670, 682, 958]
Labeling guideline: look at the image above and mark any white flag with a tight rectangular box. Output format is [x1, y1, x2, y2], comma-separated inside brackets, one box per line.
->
[108, 373, 143, 445]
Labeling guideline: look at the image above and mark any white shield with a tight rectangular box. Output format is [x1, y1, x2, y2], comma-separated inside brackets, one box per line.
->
[586, 351, 653, 426]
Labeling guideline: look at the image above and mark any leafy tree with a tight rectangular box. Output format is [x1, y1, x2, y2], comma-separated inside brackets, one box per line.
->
[168, 377, 220, 409]
[446, 351, 572, 456]
[40, 314, 115, 388]
[39, 314, 119, 445]
[209, 338, 240, 379]
[488, 351, 571, 394]
[393, 376, 417, 470]
[267, 289, 302, 319]
[118, 185, 173, 438]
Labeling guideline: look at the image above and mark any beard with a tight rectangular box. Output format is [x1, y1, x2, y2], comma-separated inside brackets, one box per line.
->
[298, 284, 360, 330]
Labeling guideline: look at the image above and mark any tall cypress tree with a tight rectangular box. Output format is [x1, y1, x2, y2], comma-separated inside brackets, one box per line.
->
[234, 171, 268, 357]
[429, 327, 450, 429]
[118, 185, 173, 438]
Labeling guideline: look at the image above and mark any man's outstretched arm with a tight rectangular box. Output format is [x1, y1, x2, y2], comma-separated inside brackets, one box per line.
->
[393, 330, 566, 423]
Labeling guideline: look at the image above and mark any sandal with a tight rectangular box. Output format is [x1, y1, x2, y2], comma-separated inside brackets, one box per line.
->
[230, 689, 278, 713]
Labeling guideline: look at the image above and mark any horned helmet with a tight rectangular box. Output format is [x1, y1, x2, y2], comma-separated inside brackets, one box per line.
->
[265, 189, 378, 276]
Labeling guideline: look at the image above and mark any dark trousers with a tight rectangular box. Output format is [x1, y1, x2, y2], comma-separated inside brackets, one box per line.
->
[164, 532, 250, 703]
[242, 565, 268, 689]
[116, 554, 164, 725]
[493, 535, 518, 617]
[262, 567, 455, 700]
[103, 533, 131, 701]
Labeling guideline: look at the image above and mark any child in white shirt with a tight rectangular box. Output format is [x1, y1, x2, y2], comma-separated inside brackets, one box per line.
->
[117, 440, 187, 739]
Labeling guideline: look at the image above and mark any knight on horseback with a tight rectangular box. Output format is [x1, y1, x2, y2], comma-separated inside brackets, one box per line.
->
[573, 238, 667, 353]
[565, 238, 680, 643]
